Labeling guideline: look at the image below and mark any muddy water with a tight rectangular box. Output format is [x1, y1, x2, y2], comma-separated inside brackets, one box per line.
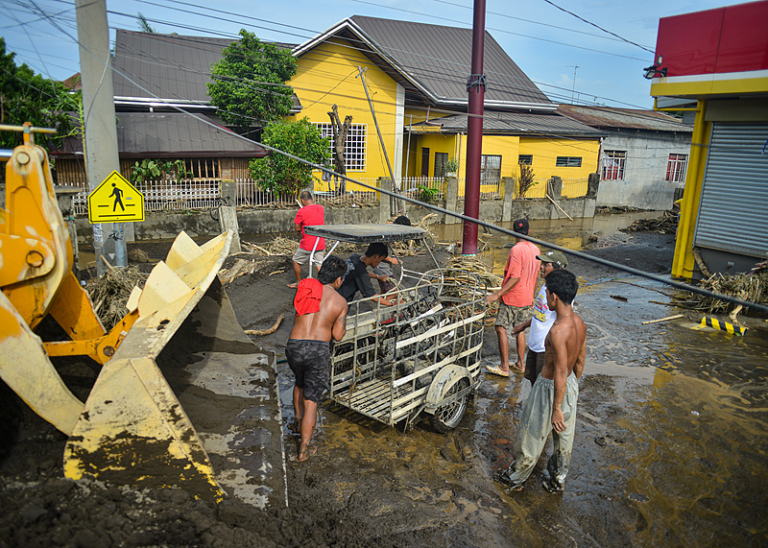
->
[273, 213, 768, 546]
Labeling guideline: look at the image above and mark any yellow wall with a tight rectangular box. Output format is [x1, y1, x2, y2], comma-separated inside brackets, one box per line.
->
[289, 38, 401, 191]
[405, 132, 599, 197]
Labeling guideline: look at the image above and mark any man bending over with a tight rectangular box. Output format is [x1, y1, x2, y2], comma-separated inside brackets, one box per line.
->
[286, 255, 348, 461]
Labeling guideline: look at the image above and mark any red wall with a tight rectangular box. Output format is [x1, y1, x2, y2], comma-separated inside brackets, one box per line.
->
[655, 0, 768, 78]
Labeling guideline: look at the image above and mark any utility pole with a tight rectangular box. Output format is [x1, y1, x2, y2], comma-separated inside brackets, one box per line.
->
[462, 0, 486, 256]
[76, 0, 127, 273]
[357, 66, 401, 214]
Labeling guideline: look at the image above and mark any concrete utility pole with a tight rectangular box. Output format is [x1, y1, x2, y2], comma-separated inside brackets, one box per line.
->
[76, 0, 127, 273]
[462, 0, 486, 256]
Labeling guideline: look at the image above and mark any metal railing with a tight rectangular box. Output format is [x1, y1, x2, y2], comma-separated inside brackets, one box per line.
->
[60, 174, 591, 216]
[561, 177, 589, 198]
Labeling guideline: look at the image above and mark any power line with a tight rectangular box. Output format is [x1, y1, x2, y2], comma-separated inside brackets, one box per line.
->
[539, 0, 655, 54]
[351, 0, 650, 62]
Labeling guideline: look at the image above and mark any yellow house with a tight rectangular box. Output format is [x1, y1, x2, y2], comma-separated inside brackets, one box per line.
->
[290, 16, 602, 195]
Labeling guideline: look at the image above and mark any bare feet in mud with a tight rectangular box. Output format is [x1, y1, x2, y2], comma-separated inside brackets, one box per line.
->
[298, 445, 317, 462]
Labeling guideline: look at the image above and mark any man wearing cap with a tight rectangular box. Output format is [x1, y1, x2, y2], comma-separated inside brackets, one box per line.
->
[486, 219, 540, 377]
[512, 250, 568, 385]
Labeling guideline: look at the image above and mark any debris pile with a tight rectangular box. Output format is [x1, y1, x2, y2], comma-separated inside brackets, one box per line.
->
[621, 210, 678, 233]
[687, 260, 768, 321]
[445, 256, 502, 324]
[85, 266, 148, 330]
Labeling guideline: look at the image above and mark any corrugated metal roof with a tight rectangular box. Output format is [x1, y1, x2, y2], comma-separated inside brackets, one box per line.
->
[113, 31, 231, 101]
[413, 111, 602, 137]
[350, 16, 551, 108]
[53, 112, 266, 158]
[556, 105, 693, 133]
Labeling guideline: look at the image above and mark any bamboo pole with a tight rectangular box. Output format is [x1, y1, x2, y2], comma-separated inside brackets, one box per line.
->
[641, 314, 684, 325]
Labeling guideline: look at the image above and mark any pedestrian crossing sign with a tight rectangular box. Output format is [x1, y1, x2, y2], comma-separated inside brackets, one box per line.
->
[87, 171, 145, 223]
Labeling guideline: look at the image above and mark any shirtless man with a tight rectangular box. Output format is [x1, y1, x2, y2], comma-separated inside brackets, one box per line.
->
[286, 255, 348, 462]
[496, 269, 587, 493]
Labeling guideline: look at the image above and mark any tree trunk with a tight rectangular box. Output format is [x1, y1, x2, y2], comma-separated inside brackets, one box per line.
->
[328, 104, 352, 194]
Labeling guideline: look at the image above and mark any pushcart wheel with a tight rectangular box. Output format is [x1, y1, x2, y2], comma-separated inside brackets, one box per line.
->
[431, 377, 470, 433]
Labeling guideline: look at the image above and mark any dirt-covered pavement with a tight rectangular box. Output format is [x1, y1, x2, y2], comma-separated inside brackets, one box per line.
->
[2, 217, 768, 547]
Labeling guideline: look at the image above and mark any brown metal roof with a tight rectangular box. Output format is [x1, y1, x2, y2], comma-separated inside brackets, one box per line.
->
[52, 112, 266, 158]
[113, 30, 231, 101]
[294, 16, 554, 111]
[111, 30, 301, 112]
[556, 105, 693, 133]
[412, 111, 603, 137]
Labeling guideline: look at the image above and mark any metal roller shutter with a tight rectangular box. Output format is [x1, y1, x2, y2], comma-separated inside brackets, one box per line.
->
[694, 123, 768, 257]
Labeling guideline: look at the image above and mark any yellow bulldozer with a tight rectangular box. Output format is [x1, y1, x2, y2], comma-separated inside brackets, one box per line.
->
[0, 124, 285, 507]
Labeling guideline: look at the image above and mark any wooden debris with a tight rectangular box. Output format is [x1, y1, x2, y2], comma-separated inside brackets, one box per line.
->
[621, 210, 679, 233]
[85, 265, 148, 331]
[546, 194, 573, 221]
[269, 270, 285, 276]
[610, 295, 628, 302]
[219, 259, 248, 285]
[245, 314, 285, 336]
[641, 314, 684, 325]
[693, 248, 712, 278]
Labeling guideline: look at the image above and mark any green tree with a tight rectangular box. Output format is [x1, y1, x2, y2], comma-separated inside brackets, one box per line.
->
[137, 12, 156, 33]
[0, 38, 78, 149]
[208, 29, 297, 127]
[249, 118, 330, 196]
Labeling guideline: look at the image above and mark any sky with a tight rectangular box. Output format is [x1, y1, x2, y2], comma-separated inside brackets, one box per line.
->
[0, 0, 749, 110]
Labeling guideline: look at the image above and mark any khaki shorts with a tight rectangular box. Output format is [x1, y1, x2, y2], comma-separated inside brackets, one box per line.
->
[292, 247, 325, 266]
[495, 302, 530, 330]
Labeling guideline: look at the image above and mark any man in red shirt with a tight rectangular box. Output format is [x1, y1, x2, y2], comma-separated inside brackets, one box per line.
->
[485, 219, 540, 377]
[288, 191, 326, 289]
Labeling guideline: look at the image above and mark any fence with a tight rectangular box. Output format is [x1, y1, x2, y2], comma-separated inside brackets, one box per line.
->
[61, 174, 590, 216]
[561, 177, 589, 198]
[402, 177, 445, 201]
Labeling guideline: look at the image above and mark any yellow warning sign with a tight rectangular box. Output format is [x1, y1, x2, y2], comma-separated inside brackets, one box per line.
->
[87, 171, 144, 223]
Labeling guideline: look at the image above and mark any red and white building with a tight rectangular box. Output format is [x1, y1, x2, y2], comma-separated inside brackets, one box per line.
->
[649, 0, 768, 279]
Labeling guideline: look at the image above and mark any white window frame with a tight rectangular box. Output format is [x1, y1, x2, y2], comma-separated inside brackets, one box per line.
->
[602, 150, 626, 180]
[666, 153, 687, 182]
[314, 123, 368, 172]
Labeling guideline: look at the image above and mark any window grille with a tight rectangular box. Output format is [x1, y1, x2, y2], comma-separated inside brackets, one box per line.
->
[556, 156, 582, 167]
[434, 152, 448, 177]
[315, 123, 367, 171]
[666, 153, 687, 182]
[601, 151, 626, 180]
[184, 158, 220, 180]
[518, 154, 533, 165]
[481, 155, 501, 184]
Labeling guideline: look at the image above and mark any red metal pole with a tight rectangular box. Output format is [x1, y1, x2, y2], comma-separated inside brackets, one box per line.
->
[462, 0, 486, 255]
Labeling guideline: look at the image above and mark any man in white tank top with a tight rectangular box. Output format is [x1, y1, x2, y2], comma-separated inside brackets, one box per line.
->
[511, 250, 568, 385]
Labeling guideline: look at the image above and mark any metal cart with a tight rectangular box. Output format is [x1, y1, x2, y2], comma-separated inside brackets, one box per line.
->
[304, 224, 486, 432]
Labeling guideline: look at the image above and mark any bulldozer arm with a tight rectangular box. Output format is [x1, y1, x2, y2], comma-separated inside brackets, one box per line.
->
[1, 134, 286, 506]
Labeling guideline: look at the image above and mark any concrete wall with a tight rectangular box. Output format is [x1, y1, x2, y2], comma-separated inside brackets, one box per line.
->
[596, 130, 691, 210]
[72, 178, 598, 245]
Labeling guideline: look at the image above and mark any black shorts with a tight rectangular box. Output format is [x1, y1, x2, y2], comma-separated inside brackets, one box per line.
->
[524, 349, 546, 385]
[286, 339, 331, 403]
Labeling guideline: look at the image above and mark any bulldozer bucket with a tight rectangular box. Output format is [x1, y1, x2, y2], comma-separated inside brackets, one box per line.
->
[63, 231, 287, 507]
[1, 132, 286, 506]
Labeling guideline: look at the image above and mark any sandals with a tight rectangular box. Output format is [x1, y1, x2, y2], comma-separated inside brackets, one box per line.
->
[485, 365, 510, 378]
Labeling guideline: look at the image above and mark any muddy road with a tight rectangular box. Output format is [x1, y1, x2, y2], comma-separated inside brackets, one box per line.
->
[2, 213, 767, 547]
